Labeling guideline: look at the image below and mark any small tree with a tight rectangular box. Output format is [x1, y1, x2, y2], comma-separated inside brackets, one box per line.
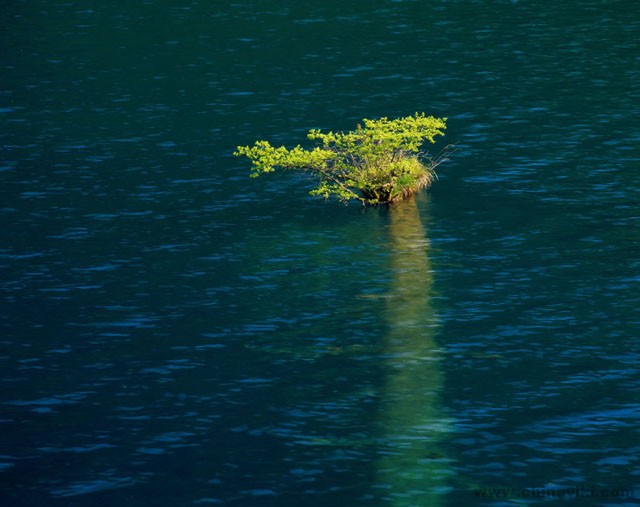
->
[234, 113, 451, 206]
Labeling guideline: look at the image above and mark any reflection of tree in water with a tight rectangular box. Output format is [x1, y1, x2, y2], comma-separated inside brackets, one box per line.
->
[375, 197, 451, 506]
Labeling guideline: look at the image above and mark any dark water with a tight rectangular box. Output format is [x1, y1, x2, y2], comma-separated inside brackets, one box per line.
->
[2, 1, 639, 506]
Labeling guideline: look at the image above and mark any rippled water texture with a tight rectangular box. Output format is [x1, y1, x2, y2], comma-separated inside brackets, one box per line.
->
[2, 1, 639, 506]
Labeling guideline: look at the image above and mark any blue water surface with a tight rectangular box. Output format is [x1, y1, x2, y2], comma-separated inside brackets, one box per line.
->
[1, 1, 639, 506]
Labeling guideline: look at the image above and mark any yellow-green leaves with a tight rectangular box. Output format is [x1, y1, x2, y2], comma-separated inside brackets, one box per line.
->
[234, 141, 334, 177]
[234, 141, 291, 177]
[234, 113, 449, 206]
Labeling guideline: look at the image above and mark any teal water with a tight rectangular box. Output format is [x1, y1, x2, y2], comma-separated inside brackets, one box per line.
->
[2, 1, 639, 506]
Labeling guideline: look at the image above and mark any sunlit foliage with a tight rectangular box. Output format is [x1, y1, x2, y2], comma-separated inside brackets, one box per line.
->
[234, 113, 451, 206]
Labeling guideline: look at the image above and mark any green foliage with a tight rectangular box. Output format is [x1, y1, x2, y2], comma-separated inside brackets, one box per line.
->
[234, 113, 450, 206]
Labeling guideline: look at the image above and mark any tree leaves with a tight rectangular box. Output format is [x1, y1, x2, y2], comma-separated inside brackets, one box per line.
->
[234, 113, 448, 206]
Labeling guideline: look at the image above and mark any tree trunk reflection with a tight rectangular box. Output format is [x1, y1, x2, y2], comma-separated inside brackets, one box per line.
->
[375, 197, 450, 505]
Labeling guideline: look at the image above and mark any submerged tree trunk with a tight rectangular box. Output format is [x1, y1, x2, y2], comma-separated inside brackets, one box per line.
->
[374, 197, 452, 505]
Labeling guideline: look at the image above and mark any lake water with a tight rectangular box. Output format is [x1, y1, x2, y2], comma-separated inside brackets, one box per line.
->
[2, 1, 639, 506]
